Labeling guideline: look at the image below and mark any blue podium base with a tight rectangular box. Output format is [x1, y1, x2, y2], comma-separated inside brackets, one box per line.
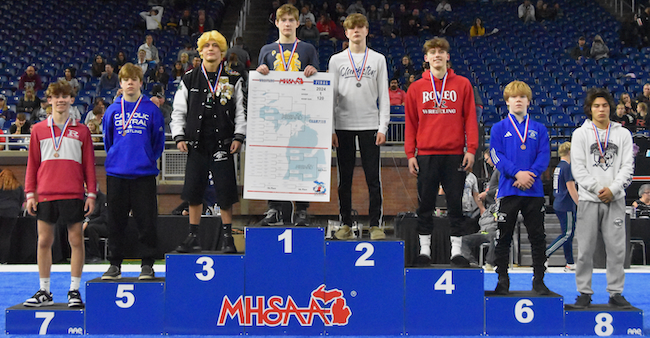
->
[6, 303, 85, 335]
[564, 304, 644, 336]
[485, 290, 564, 336]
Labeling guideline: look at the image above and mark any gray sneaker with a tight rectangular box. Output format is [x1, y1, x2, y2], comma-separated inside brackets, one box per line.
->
[334, 225, 354, 240]
[102, 265, 122, 280]
[139, 265, 155, 280]
[369, 226, 386, 240]
[256, 208, 281, 226]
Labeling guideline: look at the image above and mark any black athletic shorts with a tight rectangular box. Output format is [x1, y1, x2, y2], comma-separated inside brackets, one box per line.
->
[37, 199, 85, 225]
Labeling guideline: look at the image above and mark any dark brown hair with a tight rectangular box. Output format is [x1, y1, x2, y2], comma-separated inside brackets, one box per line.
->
[584, 87, 614, 119]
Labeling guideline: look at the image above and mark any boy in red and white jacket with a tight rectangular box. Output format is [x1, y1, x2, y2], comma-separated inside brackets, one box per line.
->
[404, 37, 478, 266]
[24, 80, 96, 308]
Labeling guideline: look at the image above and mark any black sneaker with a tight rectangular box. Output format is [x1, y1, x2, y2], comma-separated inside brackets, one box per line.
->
[23, 289, 53, 307]
[256, 208, 281, 226]
[67, 290, 83, 308]
[173, 233, 201, 253]
[609, 293, 633, 308]
[102, 265, 122, 280]
[532, 278, 551, 295]
[139, 265, 155, 280]
[413, 254, 432, 267]
[294, 210, 308, 226]
[573, 293, 592, 308]
[450, 255, 471, 268]
[494, 274, 510, 295]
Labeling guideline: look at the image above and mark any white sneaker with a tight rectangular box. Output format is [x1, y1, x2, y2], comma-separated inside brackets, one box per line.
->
[564, 264, 576, 272]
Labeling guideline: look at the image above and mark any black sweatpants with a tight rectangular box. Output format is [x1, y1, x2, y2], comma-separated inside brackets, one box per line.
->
[494, 196, 546, 275]
[416, 154, 465, 237]
[107, 175, 158, 266]
[336, 130, 382, 226]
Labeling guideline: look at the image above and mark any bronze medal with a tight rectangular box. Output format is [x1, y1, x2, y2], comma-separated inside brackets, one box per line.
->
[520, 144, 526, 150]
[54, 152, 60, 158]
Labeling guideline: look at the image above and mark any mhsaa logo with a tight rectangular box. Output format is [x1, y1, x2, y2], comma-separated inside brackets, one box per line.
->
[217, 284, 351, 326]
[279, 78, 304, 85]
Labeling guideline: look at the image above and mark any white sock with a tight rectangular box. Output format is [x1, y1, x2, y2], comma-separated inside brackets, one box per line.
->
[70, 276, 81, 291]
[450, 236, 463, 258]
[39, 278, 51, 293]
[419, 234, 431, 257]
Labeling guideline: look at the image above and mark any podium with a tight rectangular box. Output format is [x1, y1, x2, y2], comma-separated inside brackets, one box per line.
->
[564, 304, 644, 336]
[485, 290, 564, 336]
[5, 304, 84, 335]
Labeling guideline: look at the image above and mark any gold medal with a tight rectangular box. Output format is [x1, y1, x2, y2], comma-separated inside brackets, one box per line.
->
[520, 144, 526, 150]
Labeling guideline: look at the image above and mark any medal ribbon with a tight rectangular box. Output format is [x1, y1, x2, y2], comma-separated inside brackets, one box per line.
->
[120, 95, 144, 136]
[50, 116, 71, 153]
[278, 39, 298, 71]
[347, 47, 368, 82]
[592, 121, 610, 159]
[507, 114, 529, 146]
[201, 62, 224, 97]
[429, 71, 448, 108]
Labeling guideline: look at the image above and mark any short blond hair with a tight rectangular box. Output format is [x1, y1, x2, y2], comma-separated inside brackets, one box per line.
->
[276, 4, 299, 21]
[638, 102, 648, 113]
[343, 13, 369, 30]
[558, 141, 571, 157]
[423, 37, 450, 54]
[118, 63, 144, 82]
[197, 30, 228, 60]
[503, 80, 532, 101]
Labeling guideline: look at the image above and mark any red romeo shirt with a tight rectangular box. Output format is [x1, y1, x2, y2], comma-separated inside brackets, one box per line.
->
[25, 116, 97, 202]
[404, 69, 478, 158]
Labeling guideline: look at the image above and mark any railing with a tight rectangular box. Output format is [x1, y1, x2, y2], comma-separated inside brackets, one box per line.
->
[606, 0, 638, 16]
[230, 0, 251, 47]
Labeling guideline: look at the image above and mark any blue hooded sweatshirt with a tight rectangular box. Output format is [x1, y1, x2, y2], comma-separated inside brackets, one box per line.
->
[103, 94, 165, 179]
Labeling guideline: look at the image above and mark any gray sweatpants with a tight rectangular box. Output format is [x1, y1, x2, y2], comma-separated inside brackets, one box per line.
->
[575, 199, 626, 296]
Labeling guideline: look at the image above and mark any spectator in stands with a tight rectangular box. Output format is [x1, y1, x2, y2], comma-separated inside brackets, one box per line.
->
[404, 73, 416, 91]
[31, 101, 50, 124]
[539, 2, 558, 20]
[346, 0, 366, 16]
[317, 13, 337, 40]
[192, 9, 215, 37]
[334, 2, 348, 22]
[298, 17, 320, 47]
[18, 66, 43, 91]
[590, 35, 609, 60]
[140, 5, 164, 31]
[490, 80, 551, 295]
[570, 88, 634, 309]
[380, 3, 393, 21]
[404, 37, 478, 268]
[171, 61, 185, 85]
[534, 0, 545, 20]
[570, 37, 590, 61]
[95, 64, 120, 97]
[636, 102, 649, 130]
[91, 55, 106, 78]
[0, 169, 24, 263]
[401, 17, 421, 36]
[389, 78, 406, 106]
[299, 5, 316, 25]
[114, 51, 128, 73]
[135, 49, 151, 75]
[0, 95, 15, 126]
[17, 87, 41, 118]
[638, 7, 650, 47]
[10, 113, 31, 138]
[177, 43, 199, 62]
[436, 0, 452, 14]
[148, 64, 170, 89]
[462, 168, 485, 218]
[139, 35, 160, 64]
[178, 9, 193, 36]
[227, 37, 251, 69]
[619, 92, 637, 115]
[546, 141, 578, 271]
[86, 119, 103, 147]
[150, 84, 171, 133]
[394, 55, 416, 80]
[479, 149, 499, 207]
[635, 83, 650, 106]
[367, 4, 381, 23]
[178, 53, 191, 71]
[460, 203, 498, 268]
[191, 56, 201, 70]
[58, 67, 80, 95]
[632, 184, 650, 208]
[518, 0, 536, 23]
[380, 16, 399, 38]
[613, 103, 636, 130]
[101, 63, 165, 280]
[470, 18, 485, 38]
[83, 189, 107, 263]
[84, 103, 105, 126]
